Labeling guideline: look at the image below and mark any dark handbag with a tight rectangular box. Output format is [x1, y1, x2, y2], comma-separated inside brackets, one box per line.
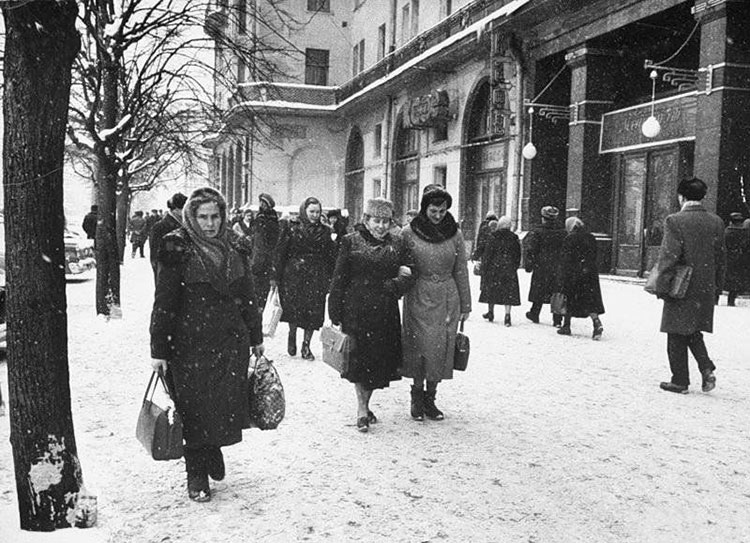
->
[320, 324, 355, 373]
[644, 264, 693, 299]
[454, 320, 470, 371]
[248, 355, 285, 430]
[550, 292, 567, 315]
[135, 371, 184, 461]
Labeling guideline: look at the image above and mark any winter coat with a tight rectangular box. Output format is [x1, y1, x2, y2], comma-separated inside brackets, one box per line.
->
[328, 225, 414, 390]
[472, 219, 496, 261]
[557, 230, 605, 317]
[251, 209, 280, 298]
[273, 217, 336, 330]
[150, 228, 262, 448]
[400, 225, 472, 382]
[479, 229, 521, 305]
[128, 216, 147, 243]
[523, 222, 567, 303]
[82, 212, 97, 240]
[657, 203, 726, 335]
[148, 213, 181, 275]
[723, 225, 749, 292]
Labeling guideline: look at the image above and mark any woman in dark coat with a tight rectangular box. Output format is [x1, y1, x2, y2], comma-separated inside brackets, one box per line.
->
[150, 187, 264, 503]
[328, 198, 414, 432]
[723, 212, 749, 306]
[272, 197, 336, 360]
[479, 216, 521, 326]
[471, 211, 498, 261]
[556, 217, 605, 339]
[251, 193, 280, 311]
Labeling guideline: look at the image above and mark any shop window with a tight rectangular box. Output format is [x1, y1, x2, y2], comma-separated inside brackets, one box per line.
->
[305, 48, 329, 86]
[307, 0, 330, 12]
[374, 123, 382, 157]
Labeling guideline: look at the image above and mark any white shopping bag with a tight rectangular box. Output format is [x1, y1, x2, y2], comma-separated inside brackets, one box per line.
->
[262, 287, 283, 337]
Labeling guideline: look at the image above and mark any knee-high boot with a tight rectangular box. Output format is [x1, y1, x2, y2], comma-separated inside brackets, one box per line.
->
[185, 447, 211, 502]
[410, 385, 424, 421]
[287, 325, 297, 356]
[301, 329, 315, 360]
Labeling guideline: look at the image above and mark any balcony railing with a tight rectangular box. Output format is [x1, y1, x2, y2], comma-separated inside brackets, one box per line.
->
[233, 82, 337, 108]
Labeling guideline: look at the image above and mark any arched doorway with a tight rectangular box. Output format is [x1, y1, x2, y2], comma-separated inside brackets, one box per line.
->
[392, 112, 420, 221]
[344, 127, 364, 222]
[462, 79, 508, 243]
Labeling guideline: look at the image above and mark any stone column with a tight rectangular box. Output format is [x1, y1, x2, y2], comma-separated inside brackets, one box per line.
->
[693, 0, 750, 217]
[565, 45, 617, 233]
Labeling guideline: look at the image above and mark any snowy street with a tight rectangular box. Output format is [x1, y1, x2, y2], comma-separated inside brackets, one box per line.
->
[1, 256, 749, 543]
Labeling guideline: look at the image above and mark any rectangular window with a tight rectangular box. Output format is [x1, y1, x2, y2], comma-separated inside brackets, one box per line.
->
[238, 0, 247, 34]
[411, 0, 419, 38]
[374, 123, 382, 157]
[434, 165, 447, 187]
[440, 0, 452, 18]
[401, 5, 410, 45]
[305, 48, 329, 86]
[307, 0, 330, 12]
[352, 40, 365, 76]
[373, 178, 382, 198]
[377, 24, 386, 61]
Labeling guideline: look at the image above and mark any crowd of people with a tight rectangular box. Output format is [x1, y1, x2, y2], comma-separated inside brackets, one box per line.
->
[140, 175, 744, 503]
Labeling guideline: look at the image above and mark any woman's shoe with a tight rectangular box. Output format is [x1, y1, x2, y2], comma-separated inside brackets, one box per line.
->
[356, 416, 369, 432]
[592, 325, 604, 341]
[301, 343, 315, 360]
[424, 390, 444, 420]
[504, 314, 511, 327]
[410, 386, 424, 421]
[482, 312, 494, 322]
[185, 449, 211, 502]
[557, 325, 571, 335]
[367, 410, 378, 424]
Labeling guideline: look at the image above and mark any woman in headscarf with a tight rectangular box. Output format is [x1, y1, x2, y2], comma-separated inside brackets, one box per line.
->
[272, 197, 336, 360]
[479, 216, 521, 326]
[150, 187, 264, 503]
[400, 185, 471, 421]
[328, 198, 415, 432]
[556, 216, 605, 339]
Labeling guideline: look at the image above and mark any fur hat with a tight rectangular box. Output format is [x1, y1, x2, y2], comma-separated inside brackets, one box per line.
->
[259, 193, 275, 208]
[541, 206, 559, 220]
[363, 197, 394, 219]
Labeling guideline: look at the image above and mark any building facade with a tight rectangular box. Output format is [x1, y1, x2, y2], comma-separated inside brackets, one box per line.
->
[205, 0, 750, 275]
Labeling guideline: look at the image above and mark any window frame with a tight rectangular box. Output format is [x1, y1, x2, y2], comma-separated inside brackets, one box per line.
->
[305, 48, 330, 86]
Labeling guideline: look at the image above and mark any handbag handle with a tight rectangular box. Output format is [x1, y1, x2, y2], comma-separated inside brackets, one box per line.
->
[459, 319, 464, 333]
[142, 370, 172, 404]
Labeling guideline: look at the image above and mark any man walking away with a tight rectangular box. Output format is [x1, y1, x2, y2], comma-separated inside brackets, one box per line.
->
[252, 193, 280, 311]
[127, 211, 148, 258]
[149, 193, 187, 282]
[82, 204, 98, 243]
[657, 178, 725, 394]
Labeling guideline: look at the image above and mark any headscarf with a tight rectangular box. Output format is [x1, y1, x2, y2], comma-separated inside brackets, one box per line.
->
[497, 216, 512, 230]
[409, 185, 459, 243]
[297, 196, 329, 243]
[182, 187, 245, 293]
[565, 216, 584, 233]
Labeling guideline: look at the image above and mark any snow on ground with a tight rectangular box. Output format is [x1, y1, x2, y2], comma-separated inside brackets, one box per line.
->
[1, 255, 749, 543]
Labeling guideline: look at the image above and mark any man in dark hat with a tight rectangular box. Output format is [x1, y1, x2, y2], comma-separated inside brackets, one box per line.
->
[149, 192, 187, 282]
[723, 211, 749, 306]
[82, 204, 98, 241]
[252, 193, 280, 311]
[522, 205, 567, 325]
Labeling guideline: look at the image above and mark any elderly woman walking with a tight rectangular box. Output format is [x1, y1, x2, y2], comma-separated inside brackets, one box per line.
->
[328, 198, 415, 432]
[272, 197, 336, 360]
[401, 185, 471, 421]
[150, 187, 264, 502]
[479, 216, 521, 326]
[556, 217, 605, 339]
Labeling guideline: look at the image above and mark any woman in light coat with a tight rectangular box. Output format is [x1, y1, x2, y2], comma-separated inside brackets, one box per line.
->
[401, 185, 471, 421]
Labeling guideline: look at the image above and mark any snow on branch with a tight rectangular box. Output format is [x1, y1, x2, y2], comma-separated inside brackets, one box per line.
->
[97, 114, 133, 141]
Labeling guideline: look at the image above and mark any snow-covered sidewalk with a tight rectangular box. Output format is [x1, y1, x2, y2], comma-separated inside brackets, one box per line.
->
[1, 257, 749, 542]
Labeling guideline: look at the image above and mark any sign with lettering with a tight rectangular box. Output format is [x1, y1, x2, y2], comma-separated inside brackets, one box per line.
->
[600, 92, 696, 153]
[403, 90, 451, 130]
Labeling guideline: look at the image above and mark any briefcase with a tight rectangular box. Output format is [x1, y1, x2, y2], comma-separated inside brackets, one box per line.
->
[320, 324, 355, 374]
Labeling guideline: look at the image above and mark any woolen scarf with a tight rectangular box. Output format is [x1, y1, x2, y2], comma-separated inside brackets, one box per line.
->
[182, 187, 244, 294]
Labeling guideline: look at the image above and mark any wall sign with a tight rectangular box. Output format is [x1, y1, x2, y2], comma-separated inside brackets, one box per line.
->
[403, 90, 451, 130]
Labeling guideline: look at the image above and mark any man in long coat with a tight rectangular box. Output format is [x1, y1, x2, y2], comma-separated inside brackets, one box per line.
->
[149, 192, 187, 282]
[523, 205, 567, 325]
[656, 177, 725, 394]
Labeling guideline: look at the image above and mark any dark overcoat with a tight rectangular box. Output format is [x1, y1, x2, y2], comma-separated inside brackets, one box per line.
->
[657, 204, 726, 334]
[148, 213, 181, 276]
[479, 229, 521, 305]
[523, 222, 567, 303]
[472, 219, 495, 260]
[251, 209, 280, 305]
[724, 225, 749, 293]
[328, 226, 414, 390]
[150, 228, 262, 448]
[558, 230, 605, 317]
[273, 218, 336, 330]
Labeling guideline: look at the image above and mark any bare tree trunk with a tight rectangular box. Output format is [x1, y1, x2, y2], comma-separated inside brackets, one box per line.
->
[116, 179, 132, 263]
[94, 57, 121, 317]
[1, 0, 86, 531]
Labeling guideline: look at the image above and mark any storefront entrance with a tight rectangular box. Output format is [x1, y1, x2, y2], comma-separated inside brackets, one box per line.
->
[344, 127, 364, 222]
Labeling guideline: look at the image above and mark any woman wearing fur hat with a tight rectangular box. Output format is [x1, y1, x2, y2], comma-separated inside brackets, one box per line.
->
[555, 217, 605, 339]
[272, 197, 337, 360]
[150, 187, 264, 502]
[328, 198, 415, 432]
[400, 185, 472, 421]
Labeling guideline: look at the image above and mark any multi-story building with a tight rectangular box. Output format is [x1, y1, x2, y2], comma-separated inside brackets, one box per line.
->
[204, 0, 750, 276]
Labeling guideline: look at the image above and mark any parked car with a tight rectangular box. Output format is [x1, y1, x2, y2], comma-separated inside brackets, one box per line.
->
[63, 226, 96, 279]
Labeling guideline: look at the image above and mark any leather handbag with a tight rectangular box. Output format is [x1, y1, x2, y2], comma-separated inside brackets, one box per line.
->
[320, 324, 355, 374]
[550, 292, 567, 315]
[136, 371, 184, 461]
[248, 355, 285, 430]
[644, 264, 693, 299]
[454, 320, 470, 371]
[262, 287, 283, 337]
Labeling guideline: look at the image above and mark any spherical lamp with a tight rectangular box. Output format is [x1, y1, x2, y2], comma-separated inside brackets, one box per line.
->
[641, 115, 661, 138]
[522, 142, 537, 160]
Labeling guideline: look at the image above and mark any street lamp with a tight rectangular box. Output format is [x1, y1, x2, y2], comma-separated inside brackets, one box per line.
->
[523, 106, 537, 160]
[642, 70, 661, 139]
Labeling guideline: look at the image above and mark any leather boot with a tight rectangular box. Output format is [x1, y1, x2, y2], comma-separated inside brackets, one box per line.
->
[205, 446, 225, 481]
[424, 389, 445, 420]
[287, 325, 297, 356]
[185, 448, 211, 502]
[410, 385, 424, 421]
[301, 329, 315, 360]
